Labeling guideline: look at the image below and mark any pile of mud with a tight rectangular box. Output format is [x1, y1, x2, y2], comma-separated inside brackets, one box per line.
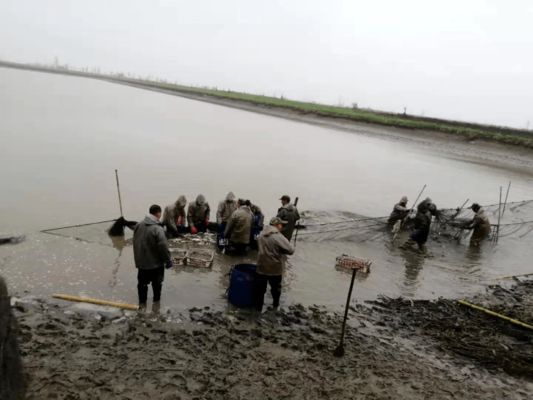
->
[365, 280, 533, 378]
[11, 291, 532, 399]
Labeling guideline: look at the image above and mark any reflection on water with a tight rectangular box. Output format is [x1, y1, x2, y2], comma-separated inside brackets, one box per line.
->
[401, 250, 426, 298]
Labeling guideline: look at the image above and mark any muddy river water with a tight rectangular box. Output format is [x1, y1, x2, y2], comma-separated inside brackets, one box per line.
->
[1, 67, 533, 311]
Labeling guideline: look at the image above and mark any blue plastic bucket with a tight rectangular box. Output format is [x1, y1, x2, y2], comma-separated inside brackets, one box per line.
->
[228, 264, 257, 308]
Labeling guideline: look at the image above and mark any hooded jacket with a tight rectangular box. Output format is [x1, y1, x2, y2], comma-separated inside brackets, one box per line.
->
[256, 225, 295, 275]
[388, 200, 408, 225]
[187, 195, 210, 227]
[217, 192, 237, 224]
[225, 205, 252, 244]
[277, 203, 300, 241]
[133, 215, 171, 270]
[162, 196, 187, 231]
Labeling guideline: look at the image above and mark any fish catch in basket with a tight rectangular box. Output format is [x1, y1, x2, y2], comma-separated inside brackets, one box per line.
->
[335, 254, 372, 273]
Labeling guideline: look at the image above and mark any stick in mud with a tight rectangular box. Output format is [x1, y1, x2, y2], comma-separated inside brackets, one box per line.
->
[501, 181, 511, 219]
[115, 169, 124, 217]
[333, 268, 357, 357]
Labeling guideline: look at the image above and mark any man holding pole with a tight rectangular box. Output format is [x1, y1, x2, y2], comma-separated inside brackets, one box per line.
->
[276, 195, 300, 241]
[133, 205, 172, 308]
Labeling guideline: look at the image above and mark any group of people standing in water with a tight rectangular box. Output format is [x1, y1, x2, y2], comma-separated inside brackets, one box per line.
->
[133, 193, 301, 310]
[388, 196, 492, 251]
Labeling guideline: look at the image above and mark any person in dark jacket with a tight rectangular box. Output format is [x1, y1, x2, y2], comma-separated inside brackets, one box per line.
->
[187, 194, 211, 234]
[253, 217, 295, 312]
[225, 199, 252, 255]
[248, 201, 264, 250]
[0, 276, 27, 400]
[401, 199, 438, 252]
[133, 205, 172, 308]
[465, 203, 491, 247]
[276, 195, 300, 241]
[162, 195, 187, 238]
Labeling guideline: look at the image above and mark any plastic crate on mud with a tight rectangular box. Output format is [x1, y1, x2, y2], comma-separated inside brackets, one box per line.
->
[185, 249, 214, 268]
[170, 249, 187, 266]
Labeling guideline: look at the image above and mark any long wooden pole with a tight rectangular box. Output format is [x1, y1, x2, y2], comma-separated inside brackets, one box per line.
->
[333, 268, 357, 357]
[115, 169, 124, 217]
[495, 186, 503, 243]
[53, 293, 138, 311]
[501, 181, 511, 219]
[458, 299, 533, 331]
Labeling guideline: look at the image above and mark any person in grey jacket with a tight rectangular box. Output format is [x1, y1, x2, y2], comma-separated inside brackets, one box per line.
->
[277, 195, 300, 241]
[133, 205, 172, 307]
[225, 199, 252, 255]
[187, 194, 211, 234]
[253, 217, 295, 311]
[162, 195, 187, 238]
[216, 192, 237, 249]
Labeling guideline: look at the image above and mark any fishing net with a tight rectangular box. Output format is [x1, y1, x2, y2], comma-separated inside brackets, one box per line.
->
[40, 219, 132, 247]
[297, 200, 533, 243]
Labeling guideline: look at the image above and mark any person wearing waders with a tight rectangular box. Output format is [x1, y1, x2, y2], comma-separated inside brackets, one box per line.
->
[401, 198, 437, 252]
[162, 195, 187, 238]
[187, 194, 211, 234]
[465, 203, 491, 247]
[224, 199, 252, 255]
[276, 195, 300, 241]
[253, 217, 295, 311]
[387, 196, 409, 228]
[133, 205, 172, 309]
[216, 192, 237, 249]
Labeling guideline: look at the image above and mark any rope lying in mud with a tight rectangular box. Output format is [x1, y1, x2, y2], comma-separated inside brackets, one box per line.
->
[457, 300, 533, 331]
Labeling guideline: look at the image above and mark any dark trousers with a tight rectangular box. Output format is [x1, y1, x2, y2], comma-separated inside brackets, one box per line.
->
[137, 267, 164, 304]
[253, 273, 282, 311]
[226, 242, 248, 256]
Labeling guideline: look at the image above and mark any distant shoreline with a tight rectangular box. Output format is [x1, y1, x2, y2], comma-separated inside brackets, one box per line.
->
[2, 59, 533, 174]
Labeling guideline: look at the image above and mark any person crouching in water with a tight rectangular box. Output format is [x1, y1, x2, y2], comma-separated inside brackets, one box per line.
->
[253, 217, 295, 312]
[133, 205, 172, 309]
[162, 195, 187, 238]
[224, 199, 252, 255]
[387, 196, 409, 231]
[465, 203, 491, 247]
[401, 198, 438, 252]
[216, 192, 237, 249]
[187, 194, 211, 234]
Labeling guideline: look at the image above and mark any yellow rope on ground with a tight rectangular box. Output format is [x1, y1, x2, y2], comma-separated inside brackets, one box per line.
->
[457, 299, 533, 331]
[53, 294, 138, 311]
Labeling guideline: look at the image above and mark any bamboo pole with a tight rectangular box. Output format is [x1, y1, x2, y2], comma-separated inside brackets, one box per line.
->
[457, 299, 533, 331]
[492, 272, 533, 280]
[53, 293, 138, 311]
[494, 186, 502, 243]
[115, 169, 124, 217]
[501, 181, 511, 219]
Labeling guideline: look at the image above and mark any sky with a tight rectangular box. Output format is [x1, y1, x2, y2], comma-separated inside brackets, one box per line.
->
[1, 0, 532, 129]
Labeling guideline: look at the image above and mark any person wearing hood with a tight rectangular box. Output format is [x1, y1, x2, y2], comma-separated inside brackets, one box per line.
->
[162, 195, 187, 238]
[253, 217, 295, 311]
[276, 195, 300, 241]
[224, 199, 252, 255]
[465, 203, 491, 247]
[387, 196, 409, 227]
[133, 205, 172, 308]
[216, 192, 237, 249]
[187, 194, 211, 234]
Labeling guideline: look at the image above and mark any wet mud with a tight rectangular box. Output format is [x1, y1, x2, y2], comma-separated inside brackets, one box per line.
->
[11, 281, 533, 399]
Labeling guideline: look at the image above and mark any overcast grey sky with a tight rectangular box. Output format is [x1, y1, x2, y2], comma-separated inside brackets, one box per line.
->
[1, 0, 532, 129]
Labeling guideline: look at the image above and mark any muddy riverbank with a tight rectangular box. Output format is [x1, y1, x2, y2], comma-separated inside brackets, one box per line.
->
[10, 279, 533, 399]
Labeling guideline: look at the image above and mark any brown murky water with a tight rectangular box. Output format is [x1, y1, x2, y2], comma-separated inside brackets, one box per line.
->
[1, 67, 533, 311]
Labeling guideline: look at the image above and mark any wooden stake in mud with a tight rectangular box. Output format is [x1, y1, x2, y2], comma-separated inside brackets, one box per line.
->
[333, 268, 357, 357]
[501, 181, 511, 219]
[115, 169, 124, 217]
[494, 186, 503, 243]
